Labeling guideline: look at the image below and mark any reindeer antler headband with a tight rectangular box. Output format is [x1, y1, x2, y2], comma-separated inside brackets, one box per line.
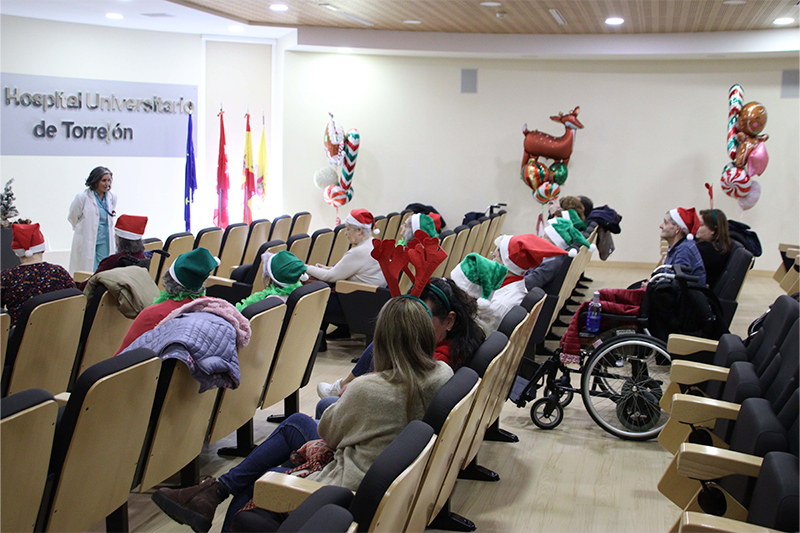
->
[371, 230, 448, 301]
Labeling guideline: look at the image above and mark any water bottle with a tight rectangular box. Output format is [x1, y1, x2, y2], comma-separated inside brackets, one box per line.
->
[585, 291, 602, 334]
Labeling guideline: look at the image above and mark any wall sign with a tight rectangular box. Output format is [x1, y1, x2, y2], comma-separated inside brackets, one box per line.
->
[1, 73, 197, 157]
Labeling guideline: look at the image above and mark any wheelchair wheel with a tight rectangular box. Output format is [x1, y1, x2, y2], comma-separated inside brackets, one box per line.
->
[580, 334, 671, 441]
[531, 398, 564, 430]
[543, 387, 574, 407]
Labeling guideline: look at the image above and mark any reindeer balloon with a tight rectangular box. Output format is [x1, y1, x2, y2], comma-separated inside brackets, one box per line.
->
[520, 106, 583, 206]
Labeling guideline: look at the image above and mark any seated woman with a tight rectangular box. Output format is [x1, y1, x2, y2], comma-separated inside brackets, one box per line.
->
[398, 213, 438, 245]
[451, 252, 508, 334]
[317, 276, 484, 398]
[1, 223, 75, 326]
[77, 214, 148, 290]
[116, 248, 219, 353]
[695, 209, 731, 289]
[235, 250, 308, 311]
[152, 296, 454, 533]
[305, 209, 385, 349]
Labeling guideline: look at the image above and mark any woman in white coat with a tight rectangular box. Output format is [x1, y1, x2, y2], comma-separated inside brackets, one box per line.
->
[68, 166, 118, 274]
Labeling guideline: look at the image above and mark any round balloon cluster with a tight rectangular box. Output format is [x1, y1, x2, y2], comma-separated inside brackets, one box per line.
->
[313, 114, 359, 218]
[521, 158, 568, 204]
[720, 84, 769, 211]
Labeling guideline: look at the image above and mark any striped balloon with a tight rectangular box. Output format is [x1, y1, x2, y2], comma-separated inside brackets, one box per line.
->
[324, 184, 353, 207]
[727, 84, 744, 160]
[534, 182, 560, 204]
[340, 129, 359, 191]
[720, 163, 751, 198]
[522, 159, 550, 190]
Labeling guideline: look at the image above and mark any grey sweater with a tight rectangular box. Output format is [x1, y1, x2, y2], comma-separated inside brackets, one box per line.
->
[308, 361, 453, 490]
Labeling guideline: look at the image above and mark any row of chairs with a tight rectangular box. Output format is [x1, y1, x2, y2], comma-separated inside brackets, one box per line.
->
[0, 281, 331, 533]
[238, 289, 548, 532]
[655, 294, 799, 532]
[773, 242, 799, 295]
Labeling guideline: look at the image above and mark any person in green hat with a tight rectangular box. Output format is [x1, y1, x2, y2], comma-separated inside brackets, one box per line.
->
[117, 248, 219, 353]
[450, 253, 508, 334]
[235, 250, 308, 311]
[398, 213, 438, 246]
[543, 217, 596, 257]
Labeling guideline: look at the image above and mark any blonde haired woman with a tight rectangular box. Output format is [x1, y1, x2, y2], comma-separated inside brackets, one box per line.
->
[152, 296, 453, 533]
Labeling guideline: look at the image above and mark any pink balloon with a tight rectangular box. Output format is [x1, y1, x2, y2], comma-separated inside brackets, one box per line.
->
[746, 142, 769, 177]
[737, 180, 761, 211]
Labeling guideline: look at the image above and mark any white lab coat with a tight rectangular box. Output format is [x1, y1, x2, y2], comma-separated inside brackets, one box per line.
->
[68, 188, 117, 274]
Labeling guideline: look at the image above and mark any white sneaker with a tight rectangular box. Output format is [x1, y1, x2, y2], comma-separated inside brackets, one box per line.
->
[317, 378, 343, 399]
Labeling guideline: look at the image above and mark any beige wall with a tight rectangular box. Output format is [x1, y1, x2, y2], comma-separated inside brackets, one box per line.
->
[282, 52, 799, 264]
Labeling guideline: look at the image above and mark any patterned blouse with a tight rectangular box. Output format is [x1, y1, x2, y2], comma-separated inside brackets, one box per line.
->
[1, 262, 76, 326]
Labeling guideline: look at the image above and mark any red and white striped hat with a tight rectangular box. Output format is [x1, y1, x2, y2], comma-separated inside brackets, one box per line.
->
[11, 223, 46, 257]
[114, 215, 148, 240]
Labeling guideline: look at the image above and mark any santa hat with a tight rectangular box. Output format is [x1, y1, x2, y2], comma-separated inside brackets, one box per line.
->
[543, 219, 596, 258]
[429, 212, 443, 232]
[451, 253, 508, 300]
[410, 213, 438, 238]
[346, 209, 379, 234]
[669, 207, 700, 240]
[561, 209, 587, 232]
[262, 250, 309, 288]
[494, 234, 568, 276]
[114, 215, 148, 240]
[11, 223, 46, 257]
[169, 248, 220, 291]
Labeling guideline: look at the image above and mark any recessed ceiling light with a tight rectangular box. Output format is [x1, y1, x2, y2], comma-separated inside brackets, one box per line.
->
[480, 2, 502, 6]
[403, 20, 422, 24]
[320, 3, 338, 11]
[228, 25, 245, 32]
[549, 9, 567, 25]
[774, 17, 795, 25]
[338, 47, 353, 54]
[722, 0, 746, 5]
[495, 11, 506, 19]
[105, 13, 123, 19]
[605, 17, 624, 25]
[270, 4, 289, 11]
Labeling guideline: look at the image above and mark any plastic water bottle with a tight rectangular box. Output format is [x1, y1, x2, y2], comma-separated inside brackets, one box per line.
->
[585, 291, 602, 334]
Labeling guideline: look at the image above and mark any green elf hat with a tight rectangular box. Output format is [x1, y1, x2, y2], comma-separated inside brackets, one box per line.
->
[451, 253, 508, 300]
[411, 213, 438, 238]
[169, 248, 220, 291]
[263, 250, 309, 288]
[544, 218, 596, 258]
[561, 209, 587, 232]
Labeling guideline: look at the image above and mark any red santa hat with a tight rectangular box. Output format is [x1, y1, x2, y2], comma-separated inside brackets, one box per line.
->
[429, 212, 443, 232]
[494, 234, 568, 276]
[345, 209, 379, 234]
[669, 207, 700, 240]
[11, 223, 46, 257]
[114, 215, 148, 240]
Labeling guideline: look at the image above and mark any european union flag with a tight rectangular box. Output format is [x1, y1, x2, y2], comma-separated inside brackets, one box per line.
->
[184, 113, 197, 232]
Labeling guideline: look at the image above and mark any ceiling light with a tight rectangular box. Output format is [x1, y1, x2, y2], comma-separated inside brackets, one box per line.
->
[773, 17, 795, 25]
[228, 25, 245, 32]
[721, 0, 746, 4]
[605, 17, 624, 25]
[338, 11, 374, 26]
[549, 9, 567, 25]
[320, 3, 338, 11]
[480, 2, 502, 6]
[495, 11, 506, 19]
[105, 13, 123, 19]
[270, 4, 289, 11]
[403, 20, 422, 24]
[338, 47, 353, 54]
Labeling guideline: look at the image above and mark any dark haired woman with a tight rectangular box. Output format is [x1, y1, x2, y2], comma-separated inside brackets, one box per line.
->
[68, 166, 117, 273]
[696, 209, 732, 289]
[317, 277, 485, 398]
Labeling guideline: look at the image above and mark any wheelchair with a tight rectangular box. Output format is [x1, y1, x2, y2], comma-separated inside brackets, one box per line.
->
[511, 265, 728, 441]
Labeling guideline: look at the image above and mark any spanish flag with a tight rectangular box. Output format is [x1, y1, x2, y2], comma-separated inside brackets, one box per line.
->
[242, 113, 256, 224]
[256, 123, 267, 200]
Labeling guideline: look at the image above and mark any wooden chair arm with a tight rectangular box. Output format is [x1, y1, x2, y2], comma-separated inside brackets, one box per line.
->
[670, 361, 729, 386]
[667, 334, 719, 356]
[53, 392, 70, 407]
[778, 243, 799, 253]
[679, 511, 780, 533]
[676, 443, 762, 481]
[253, 471, 331, 514]
[205, 276, 235, 288]
[670, 394, 740, 425]
[334, 280, 379, 294]
[73, 271, 93, 283]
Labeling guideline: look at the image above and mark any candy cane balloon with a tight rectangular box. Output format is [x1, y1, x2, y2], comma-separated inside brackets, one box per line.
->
[340, 129, 359, 192]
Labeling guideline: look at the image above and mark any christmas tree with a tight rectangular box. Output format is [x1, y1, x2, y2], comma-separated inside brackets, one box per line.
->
[1, 179, 20, 227]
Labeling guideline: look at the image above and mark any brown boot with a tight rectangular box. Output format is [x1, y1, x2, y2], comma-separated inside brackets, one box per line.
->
[151, 478, 226, 533]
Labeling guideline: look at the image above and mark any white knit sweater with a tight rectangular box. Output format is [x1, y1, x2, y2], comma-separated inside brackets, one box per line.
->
[305, 238, 386, 287]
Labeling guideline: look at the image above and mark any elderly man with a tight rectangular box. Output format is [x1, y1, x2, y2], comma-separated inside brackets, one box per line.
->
[659, 207, 707, 285]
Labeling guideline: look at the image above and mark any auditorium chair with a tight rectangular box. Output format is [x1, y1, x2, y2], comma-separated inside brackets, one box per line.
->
[772, 243, 799, 283]
[712, 241, 754, 327]
[442, 225, 470, 278]
[242, 219, 272, 265]
[156, 231, 194, 289]
[206, 298, 286, 456]
[2, 288, 85, 397]
[143, 237, 164, 281]
[216, 222, 249, 278]
[1, 312, 9, 370]
[270, 215, 292, 242]
[287, 233, 312, 263]
[235, 420, 436, 533]
[479, 212, 502, 257]
[233, 486, 356, 533]
[335, 280, 391, 345]
[36, 349, 161, 533]
[398, 209, 414, 230]
[372, 215, 387, 238]
[206, 240, 286, 304]
[406, 367, 480, 532]
[306, 228, 334, 267]
[431, 229, 455, 278]
[460, 220, 481, 261]
[1, 388, 58, 533]
[519, 256, 572, 363]
[290, 211, 312, 237]
[194, 226, 224, 257]
[382, 212, 401, 242]
[470, 216, 491, 259]
[327, 224, 351, 266]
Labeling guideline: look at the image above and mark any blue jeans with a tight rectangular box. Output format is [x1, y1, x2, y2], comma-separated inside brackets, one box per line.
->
[218, 413, 320, 530]
[315, 396, 338, 419]
[352, 342, 375, 376]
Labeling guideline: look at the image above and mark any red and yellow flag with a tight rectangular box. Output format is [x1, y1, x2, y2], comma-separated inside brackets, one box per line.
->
[256, 124, 267, 200]
[242, 113, 256, 224]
